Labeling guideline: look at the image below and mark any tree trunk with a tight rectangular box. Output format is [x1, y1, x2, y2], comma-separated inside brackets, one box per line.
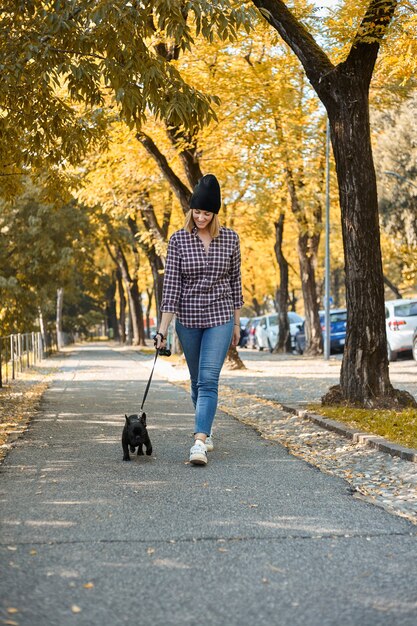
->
[146, 288, 154, 339]
[332, 267, 343, 308]
[115, 245, 142, 346]
[224, 346, 245, 369]
[289, 290, 297, 312]
[297, 231, 323, 356]
[252, 295, 262, 316]
[285, 167, 323, 355]
[273, 214, 291, 352]
[127, 214, 165, 326]
[149, 251, 165, 324]
[105, 274, 119, 340]
[129, 227, 146, 346]
[38, 308, 46, 354]
[116, 268, 126, 343]
[324, 84, 393, 405]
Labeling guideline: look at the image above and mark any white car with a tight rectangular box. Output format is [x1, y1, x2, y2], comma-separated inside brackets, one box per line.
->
[385, 298, 417, 361]
[255, 312, 304, 352]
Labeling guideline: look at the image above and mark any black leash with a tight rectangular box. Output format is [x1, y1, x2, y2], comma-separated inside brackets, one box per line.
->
[140, 349, 160, 412]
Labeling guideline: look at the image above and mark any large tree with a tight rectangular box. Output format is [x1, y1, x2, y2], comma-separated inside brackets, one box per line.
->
[251, 0, 416, 407]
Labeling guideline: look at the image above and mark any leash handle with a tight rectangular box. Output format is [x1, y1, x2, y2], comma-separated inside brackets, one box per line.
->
[140, 349, 159, 411]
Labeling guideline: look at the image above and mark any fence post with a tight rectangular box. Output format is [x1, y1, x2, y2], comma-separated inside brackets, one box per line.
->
[11, 335, 15, 380]
[5, 336, 8, 384]
[17, 333, 22, 373]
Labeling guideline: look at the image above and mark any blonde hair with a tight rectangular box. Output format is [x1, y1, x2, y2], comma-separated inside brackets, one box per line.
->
[184, 209, 220, 238]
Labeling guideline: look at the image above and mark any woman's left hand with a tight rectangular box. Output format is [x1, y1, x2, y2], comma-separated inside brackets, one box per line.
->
[231, 324, 240, 347]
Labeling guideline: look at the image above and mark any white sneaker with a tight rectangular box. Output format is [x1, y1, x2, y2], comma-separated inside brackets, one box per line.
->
[189, 440, 207, 465]
[205, 434, 214, 452]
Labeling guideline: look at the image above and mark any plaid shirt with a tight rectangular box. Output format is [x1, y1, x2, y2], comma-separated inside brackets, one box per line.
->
[161, 226, 244, 328]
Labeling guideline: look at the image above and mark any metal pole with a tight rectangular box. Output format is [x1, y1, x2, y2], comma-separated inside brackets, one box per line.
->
[324, 117, 331, 360]
[11, 335, 15, 380]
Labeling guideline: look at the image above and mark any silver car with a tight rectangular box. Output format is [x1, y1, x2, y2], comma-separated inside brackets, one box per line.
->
[385, 298, 417, 361]
[255, 312, 304, 352]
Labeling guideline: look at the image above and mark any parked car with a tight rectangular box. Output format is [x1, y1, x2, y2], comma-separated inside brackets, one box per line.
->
[246, 316, 262, 349]
[294, 309, 347, 354]
[385, 298, 417, 361]
[255, 312, 304, 352]
[237, 317, 250, 347]
[413, 326, 417, 362]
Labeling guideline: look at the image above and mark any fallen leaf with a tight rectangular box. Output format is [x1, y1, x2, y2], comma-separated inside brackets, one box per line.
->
[147, 547, 155, 555]
[218, 548, 228, 553]
[71, 605, 82, 614]
[29, 549, 37, 556]
[268, 563, 285, 572]
[6, 608, 19, 614]
[83, 582, 94, 589]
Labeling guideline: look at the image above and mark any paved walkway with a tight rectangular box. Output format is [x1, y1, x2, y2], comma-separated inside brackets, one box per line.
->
[1, 344, 417, 626]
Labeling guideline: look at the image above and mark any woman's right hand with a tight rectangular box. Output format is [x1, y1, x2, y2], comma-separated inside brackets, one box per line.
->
[153, 332, 167, 350]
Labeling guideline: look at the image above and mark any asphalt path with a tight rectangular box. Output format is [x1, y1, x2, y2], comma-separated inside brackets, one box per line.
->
[1, 344, 416, 626]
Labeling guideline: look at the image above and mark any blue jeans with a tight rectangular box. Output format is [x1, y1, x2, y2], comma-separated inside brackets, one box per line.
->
[175, 318, 234, 436]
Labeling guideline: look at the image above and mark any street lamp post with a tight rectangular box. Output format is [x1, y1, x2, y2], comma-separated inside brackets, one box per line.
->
[324, 118, 331, 360]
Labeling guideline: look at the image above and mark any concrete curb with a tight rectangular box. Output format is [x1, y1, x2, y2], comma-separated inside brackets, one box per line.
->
[287, 407, 417, 463]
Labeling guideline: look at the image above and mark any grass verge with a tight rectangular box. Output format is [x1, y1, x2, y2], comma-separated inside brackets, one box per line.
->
[308, 404, 417, 450]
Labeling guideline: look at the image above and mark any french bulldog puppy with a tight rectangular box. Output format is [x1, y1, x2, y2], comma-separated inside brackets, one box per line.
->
[122, 413, 152, 462]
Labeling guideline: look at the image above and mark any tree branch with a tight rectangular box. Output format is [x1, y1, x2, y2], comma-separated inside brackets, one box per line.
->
[251, 0, 334, 91]
[345, 0, 398, 81]
[166, 126, 203, 189]
[137, 191, 168, 248]
[136, 132, 191, 213]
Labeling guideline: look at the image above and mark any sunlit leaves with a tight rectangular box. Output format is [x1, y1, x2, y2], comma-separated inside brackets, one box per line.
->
[0, 0, 257, 197]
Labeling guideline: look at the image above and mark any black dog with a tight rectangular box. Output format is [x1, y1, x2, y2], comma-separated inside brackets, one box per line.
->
[122, 413, 152, 461]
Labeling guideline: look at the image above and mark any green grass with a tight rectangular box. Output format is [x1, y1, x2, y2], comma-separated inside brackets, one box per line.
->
[308, 404, 417, 450]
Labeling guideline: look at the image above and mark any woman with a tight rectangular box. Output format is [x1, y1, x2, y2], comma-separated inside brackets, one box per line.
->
[154, 174, 243, 465]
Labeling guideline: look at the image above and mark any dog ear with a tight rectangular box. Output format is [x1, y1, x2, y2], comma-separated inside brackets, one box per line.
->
[140, 412, 147, 425]
[125, 414, 130, 424]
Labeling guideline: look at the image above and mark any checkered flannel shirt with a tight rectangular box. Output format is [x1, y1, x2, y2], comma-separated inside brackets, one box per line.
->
[161, 226, 244, 328]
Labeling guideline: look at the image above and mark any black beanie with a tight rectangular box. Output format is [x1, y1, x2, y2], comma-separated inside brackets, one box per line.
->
[190, 174, 221, 214]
